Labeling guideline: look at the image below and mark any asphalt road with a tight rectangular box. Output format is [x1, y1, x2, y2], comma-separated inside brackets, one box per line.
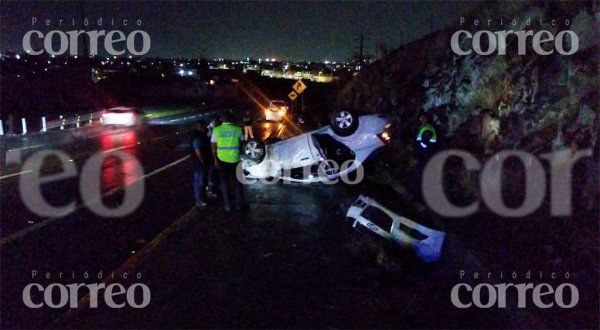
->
[0, 105, 302, 328]
[1, 108, 597, 329]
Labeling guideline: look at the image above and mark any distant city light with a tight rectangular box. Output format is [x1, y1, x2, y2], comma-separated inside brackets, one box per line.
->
[16, 54, 21, 60]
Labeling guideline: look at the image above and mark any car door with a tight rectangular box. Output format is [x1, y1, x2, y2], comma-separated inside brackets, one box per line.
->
[271, 134, 320, 171]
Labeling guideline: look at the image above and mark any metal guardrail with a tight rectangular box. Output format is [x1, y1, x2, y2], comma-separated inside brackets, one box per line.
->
[0, 111, 104, 136]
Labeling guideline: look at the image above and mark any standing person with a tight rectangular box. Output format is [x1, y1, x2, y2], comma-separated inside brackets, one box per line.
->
[206, 115, 221, 199]
[415, 113, 438, 163]
[191, 120, 211, 207]
[243, 110, 254, 140]
[207, 115, 221, 140]
[211, 112, 244, 212]
[413, 113, 438, 195]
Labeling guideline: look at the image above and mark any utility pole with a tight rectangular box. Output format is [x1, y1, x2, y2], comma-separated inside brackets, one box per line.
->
[359, 33, 364, 68]
[353, 33, 370, 71]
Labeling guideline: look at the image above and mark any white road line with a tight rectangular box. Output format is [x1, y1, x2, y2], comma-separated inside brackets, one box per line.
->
[101, 144, 136, 153]
[0, 155, 191, 245]
[2, 134, 172, 179]
[0, 170, 33, 180]
[144, 155, 189, 177]
[150, 135, 169, 141]
[7, 144, 44, 152]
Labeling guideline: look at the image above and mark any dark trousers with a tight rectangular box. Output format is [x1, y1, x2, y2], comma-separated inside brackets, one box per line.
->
[193, 166, 207, 204]
[207, 163, 217, 190]
[217, 161, 243, 208]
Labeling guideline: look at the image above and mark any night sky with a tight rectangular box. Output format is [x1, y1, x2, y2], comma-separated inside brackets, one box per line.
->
[1, 1, 477, 61]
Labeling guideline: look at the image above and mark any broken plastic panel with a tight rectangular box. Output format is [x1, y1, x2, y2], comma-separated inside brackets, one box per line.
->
[346, 194, 446, 263]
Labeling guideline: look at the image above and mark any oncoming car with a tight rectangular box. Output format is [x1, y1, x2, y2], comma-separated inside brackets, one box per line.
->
[242, 110, 391, 183]
[265, 100, 288, 122]
[346, 195, 446, 263]
[101, 107, 144, 127]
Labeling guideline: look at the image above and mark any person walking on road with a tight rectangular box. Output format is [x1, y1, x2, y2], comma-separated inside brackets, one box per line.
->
[191, 120, 211, 207]
[211, 112, 245, 212]
[243, 110, 254, 140]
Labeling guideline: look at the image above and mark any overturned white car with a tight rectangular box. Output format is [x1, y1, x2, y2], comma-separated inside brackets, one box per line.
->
[241, 110, 391, 183]
[346, 195, 446, 263]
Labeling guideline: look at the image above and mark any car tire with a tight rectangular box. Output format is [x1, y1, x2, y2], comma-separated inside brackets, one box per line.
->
[330, 109, 359, 136]
[242, 138, 266, 163]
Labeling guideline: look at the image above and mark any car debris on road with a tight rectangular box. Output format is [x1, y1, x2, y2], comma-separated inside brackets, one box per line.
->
[346, 195, 446, 263]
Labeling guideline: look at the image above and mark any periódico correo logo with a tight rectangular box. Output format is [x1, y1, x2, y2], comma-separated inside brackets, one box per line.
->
[450, 16, 579, 56]
[22, 17, 151, 56]
[451, 282, 579, 309]
[23, 282, 151, 309]
[451, 29, 578, 56]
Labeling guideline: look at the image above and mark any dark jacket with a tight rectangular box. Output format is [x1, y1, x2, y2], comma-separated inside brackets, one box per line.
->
[191, 131, 211, 167]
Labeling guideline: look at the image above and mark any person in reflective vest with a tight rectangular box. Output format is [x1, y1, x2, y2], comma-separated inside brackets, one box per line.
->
[210, 112, 244, 212]
[414, 113, 438, 201]
[416, 113, 437, 151]
[414, 113, 438, 178]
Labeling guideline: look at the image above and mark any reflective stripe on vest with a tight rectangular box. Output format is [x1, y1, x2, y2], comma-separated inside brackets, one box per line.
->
[416, 123, 437, 144]
[213, 123, 242, 163]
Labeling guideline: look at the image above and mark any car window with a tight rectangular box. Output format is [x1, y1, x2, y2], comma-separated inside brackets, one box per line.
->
[361, 206, 393, 231]
[312, 134, 355, 165]
[398, 223, 428, 240]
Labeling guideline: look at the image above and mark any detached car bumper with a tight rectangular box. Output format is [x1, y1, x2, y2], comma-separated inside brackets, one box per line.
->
[347, 195, 446, 263]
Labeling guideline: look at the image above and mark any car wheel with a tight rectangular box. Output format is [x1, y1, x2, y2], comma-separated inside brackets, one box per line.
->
[242, 138, 266, 162]
[330, 109, 359, 136]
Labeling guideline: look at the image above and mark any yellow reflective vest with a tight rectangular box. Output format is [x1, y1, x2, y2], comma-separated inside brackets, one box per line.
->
[213, 123, 242, 163]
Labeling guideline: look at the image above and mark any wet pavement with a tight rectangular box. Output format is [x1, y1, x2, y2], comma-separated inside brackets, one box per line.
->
[54, 181, 458, 329]
[2, 108, 597, 329]
[0, 106, 304, 328]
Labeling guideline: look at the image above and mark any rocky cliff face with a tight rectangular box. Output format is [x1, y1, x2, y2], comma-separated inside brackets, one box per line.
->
[341, 1, 599, 155]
